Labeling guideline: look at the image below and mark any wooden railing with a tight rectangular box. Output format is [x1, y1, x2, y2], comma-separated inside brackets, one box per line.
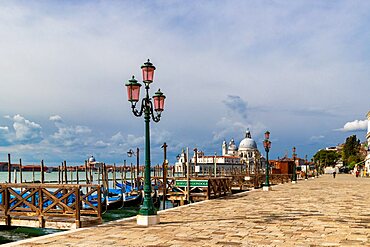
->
[0, 183, 101, 228]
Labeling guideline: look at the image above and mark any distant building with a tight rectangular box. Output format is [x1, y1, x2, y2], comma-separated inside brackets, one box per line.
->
[174, 130, 262, 175]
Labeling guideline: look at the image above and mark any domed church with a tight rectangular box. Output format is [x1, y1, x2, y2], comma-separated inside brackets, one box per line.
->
[223, 130, 260, 159]
[174, 129, 262, 176]
[222, 130, 261, 172]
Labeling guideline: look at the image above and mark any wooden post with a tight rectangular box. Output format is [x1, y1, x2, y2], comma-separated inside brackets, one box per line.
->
[19, 158, 23, 183]
[136, 148, 140, 188]
[89, 163, 93, 184]
[61, 163, 64, 184]
[58, 166, 61, 184]
[162, 142, 168, 210]
[98, 166, 101, 184]
[13, 168, 17, 184]
[41, 160, 45, 183]
[124, 160, 127, 184]
[85, 161, 89, 194]
[64, 161, 68, 184]
[70, 166, 73, 183]
[113, 163, 116, 189]
[120, 165, 124, 187]
[4, 186, 10, 226]
[97, 184, 102, 219]
[32, 167, 35, 182]
[7, 153, 11, 183]
[38, 187, 45, 228]
[76, 166, 79, 184]
[130, 163, 133, 189]
[84, 160, 89, 184]
[75, 185, 81, 228]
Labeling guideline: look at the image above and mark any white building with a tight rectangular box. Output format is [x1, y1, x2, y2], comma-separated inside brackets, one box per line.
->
[174, 130, 262, 175]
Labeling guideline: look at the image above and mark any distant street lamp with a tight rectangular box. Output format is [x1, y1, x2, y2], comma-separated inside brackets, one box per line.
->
[292, 147, 297, 184]
[305, 155, 308, 180]
[263, 131, 272, 191]
[125, 59, 166, 226]
[127, 148, 140, 188]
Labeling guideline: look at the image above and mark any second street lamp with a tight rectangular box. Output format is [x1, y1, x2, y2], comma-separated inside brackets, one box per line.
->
[292, 147, 297, 184]
[125, 59, 166, 226]
[305, 155, 308, 180]
[263, 131, 272, 191]
[127, 148, 140, 189]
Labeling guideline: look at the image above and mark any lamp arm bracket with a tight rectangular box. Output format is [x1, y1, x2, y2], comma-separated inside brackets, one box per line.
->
[149, 100, 161, 122]
[131, 98, 146, 117]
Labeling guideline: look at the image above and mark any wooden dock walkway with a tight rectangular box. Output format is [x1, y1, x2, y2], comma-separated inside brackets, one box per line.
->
[0, 183, 102, 230]
[5, 174, 370, 246]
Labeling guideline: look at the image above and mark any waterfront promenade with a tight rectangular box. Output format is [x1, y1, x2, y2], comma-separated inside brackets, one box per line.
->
[6, 174, 370, 246]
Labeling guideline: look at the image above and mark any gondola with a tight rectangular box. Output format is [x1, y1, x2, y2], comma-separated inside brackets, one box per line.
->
[115, 181, 161, 208]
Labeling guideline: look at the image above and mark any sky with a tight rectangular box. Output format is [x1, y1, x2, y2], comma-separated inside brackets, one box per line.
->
[0, 0, 370, 166]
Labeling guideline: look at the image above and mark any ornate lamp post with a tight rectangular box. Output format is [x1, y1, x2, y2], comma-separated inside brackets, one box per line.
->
[125, 59, 166, 226]
[263, 131, 272, 191]
[292, 147, 297, 184]
[127, 148, 140, 189]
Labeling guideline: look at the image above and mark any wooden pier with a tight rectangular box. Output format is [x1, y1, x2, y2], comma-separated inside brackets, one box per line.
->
[0, 183, 102, 230]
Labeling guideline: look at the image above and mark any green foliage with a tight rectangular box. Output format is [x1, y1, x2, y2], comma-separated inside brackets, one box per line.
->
[313, 149, 339, 167]
[342, 135, 362, 166]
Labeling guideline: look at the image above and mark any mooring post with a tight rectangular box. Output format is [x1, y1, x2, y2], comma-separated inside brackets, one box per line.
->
[113, 163, 116, 189]
[13, 168, 17, 184]
[64, 161, 68, 184]
[41, 160, 45, 183]
[19, 158, 23, 183]
[4, 186, 10, 226]
[75, 185, 81, 228]
[58, 166, 61, 184]
[98, 166, 101, 184]
[7, 153, 11, 183]
[76, 166, 79, 184]
[38, 186, 45, 228]
[161, 142, 168, 210]
[70, 166, 73, 183]
[124, 160, 127, 183]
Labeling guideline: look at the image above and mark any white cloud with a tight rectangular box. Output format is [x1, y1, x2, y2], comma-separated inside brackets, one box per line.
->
[49, 115, 62, 122]
[95, 140, 110, 148]
[8, 114, 42, 143]
[339, 120, 368, 132]
[49, 116, 92, 147]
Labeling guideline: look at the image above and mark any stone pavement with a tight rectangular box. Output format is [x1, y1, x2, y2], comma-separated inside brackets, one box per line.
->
[5, 174, 370, 247]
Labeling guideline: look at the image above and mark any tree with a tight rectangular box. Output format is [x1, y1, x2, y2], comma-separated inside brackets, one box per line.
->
[342, 135, 361, 166]
[313, 149, 339, 167]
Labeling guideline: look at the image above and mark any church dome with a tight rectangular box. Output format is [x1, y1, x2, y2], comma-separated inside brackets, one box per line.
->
[238, 130, 257, 150]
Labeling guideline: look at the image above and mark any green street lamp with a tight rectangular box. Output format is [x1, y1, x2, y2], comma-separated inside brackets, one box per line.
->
[127, 148, 140, 189]
[263, 131, 272, 191]
[292, 147, 297, 184]
[305, 155, 308, 180]
[125, 59, 166, 226]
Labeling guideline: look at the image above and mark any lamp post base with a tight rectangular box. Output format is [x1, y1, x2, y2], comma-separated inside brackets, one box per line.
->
[263, 186, 272, 191]
[137, 214, 160, 226]
[291, 181, 297, 184]
[305, 178, 308, 181]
